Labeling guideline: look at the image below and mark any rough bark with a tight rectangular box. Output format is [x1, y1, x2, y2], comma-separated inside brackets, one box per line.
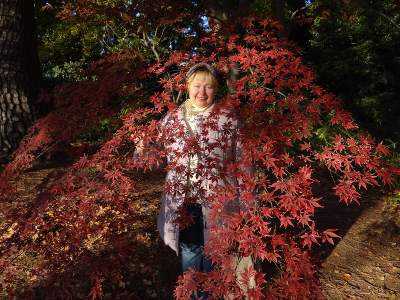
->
[0, 0, 39, 162]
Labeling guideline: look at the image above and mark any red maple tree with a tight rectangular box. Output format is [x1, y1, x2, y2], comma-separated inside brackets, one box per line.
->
[0, 5, 397, 299]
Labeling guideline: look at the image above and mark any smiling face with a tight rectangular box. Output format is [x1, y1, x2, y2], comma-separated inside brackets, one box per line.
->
[187, 71, 218, 108]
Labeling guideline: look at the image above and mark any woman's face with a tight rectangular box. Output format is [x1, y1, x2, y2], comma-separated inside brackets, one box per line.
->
[187, 72, 217, 108]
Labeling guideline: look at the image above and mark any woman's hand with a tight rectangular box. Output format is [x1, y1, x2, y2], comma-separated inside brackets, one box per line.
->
[134, 139, 145, 156]
[133, 135, 150, 158]
[133, 136, 155, 158]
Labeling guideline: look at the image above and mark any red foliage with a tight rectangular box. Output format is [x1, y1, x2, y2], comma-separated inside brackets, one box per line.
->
[0, 50, 141, 201]
[155, 17, 397, 299]
[0, 15, 398, 300]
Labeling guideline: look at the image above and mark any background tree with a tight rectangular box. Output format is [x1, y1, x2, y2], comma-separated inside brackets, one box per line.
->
[304, 0, 400, 145]
[250, 0, 400, 147]
[0, 0, 40, 162]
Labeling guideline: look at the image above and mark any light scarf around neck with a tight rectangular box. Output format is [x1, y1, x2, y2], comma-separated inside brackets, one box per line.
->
[184, 98, 213, 118]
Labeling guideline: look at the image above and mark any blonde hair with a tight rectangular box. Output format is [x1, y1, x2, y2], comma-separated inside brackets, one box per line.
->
[186, 70, 218, 89]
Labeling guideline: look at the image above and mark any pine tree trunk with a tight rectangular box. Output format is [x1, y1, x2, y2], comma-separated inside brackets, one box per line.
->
[0, 0, 39, 162]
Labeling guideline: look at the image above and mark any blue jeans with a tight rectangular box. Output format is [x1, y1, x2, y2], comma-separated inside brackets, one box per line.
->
[179, 203, 213, 299]
[181, 243, 213, 273]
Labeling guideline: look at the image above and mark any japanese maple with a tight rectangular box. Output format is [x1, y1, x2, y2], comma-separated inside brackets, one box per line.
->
[0, 7, 397, 300]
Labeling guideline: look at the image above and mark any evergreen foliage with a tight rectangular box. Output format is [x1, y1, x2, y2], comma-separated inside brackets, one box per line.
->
[306, 0, 400, 144]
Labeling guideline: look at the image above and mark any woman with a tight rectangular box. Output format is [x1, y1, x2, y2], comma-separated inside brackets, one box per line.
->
[137, 63, 249, 298]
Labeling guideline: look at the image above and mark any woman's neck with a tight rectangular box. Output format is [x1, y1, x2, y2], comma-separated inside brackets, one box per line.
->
[185, 99, 213, 118]
[188, 99, 212, 110]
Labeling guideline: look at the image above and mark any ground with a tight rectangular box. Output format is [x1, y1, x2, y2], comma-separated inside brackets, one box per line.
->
[317, 189, 400, 299]
[1, 164, 399, 299]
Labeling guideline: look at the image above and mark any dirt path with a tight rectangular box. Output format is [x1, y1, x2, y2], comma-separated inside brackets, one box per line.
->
[318, 195, 400, 299]
[0, 165, 57, 222]
[2, 165, 399, 299]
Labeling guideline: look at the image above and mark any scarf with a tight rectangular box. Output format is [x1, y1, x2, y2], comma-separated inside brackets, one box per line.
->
[184, 99, 213, 118]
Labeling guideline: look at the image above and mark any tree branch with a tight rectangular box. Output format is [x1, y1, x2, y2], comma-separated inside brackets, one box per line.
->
[379, 12, 400, 30]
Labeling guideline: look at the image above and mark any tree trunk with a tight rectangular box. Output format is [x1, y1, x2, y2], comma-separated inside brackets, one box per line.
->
[202, 0, 255, 33]
[0, 0, 39, 162]
[271, 0, 286, 25]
